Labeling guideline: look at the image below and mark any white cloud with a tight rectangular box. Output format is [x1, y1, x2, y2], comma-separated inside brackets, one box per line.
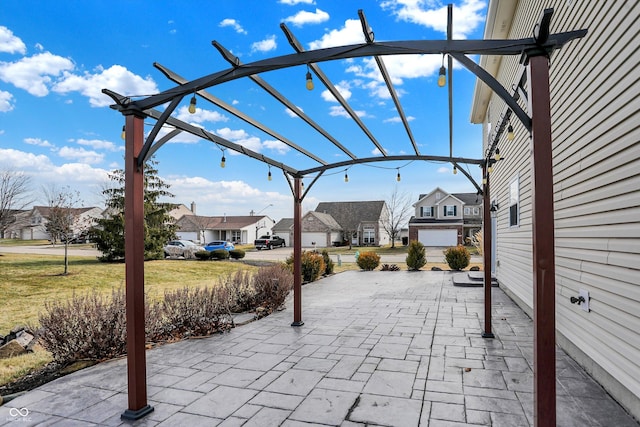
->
[57, 146, 104, 164]
[232, 99, 239, 105]
[329, 105, 367, 118]
[175, 105, 229, 124]
[308, 19, 364, 50]
[219, 18, 247, 35]
[262, 139, 289, 154]
[321, 81, 352, 102]
[383, 115, 415, 123]
[53, 64, 158, 107]
[215, 127, 289, 155]
[24, 137, 54, 148]
[285, 107, 303, 117]
[284, 9, 329, 27]
[0, 90, 14, 112]
[381, 0, 485, 39]
[0, 26, 26, 54]
[437, 166, 450, 173]
[76, 138, 121, 151]
[279, 0, 314, 4]
[0, 148, 51, 170]
[0, 52, 74, 96]
[251, 35, 277, 53]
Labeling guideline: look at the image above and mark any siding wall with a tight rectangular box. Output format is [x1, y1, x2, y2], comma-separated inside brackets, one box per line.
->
[478, 0, 640, 417]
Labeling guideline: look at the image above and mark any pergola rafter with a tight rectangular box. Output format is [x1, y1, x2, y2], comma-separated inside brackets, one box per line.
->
[107, 7, 586, 426]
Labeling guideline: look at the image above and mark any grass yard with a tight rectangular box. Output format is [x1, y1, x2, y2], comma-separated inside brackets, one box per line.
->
[0, 253, 259, 387]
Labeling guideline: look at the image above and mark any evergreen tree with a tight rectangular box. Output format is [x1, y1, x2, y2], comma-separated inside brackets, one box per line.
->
[89, 159, 177, 262]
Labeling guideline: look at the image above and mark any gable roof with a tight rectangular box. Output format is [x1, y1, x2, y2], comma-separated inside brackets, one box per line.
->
[273, 218, 294, 231]
[314, 201, 386, 230]
[305, 211, 343, 231]
[452, 193, 481, 205]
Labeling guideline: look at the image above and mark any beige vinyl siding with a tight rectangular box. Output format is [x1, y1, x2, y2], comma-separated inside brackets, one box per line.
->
[477, 0, 640, 416]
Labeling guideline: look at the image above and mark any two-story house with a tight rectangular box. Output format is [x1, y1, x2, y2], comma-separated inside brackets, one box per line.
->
[408, 187, 482, 247]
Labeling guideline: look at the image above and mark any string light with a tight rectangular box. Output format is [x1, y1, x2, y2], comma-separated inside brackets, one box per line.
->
[121, 125, 126, 140]
[437, 54, 446, 87]
[267, 166, 272, 181]
[453, 165, 458, 175]
[220, 154, 226, 168]
[188, 94, 197, 114]
[396, 170, 401, 182]
[344, 172, 349, 183]
[488, 165, 494, 173]
[494, 147, 501, 161]
[507, 124, 515, 141]
[305, 64, 314, 91]
[482, 177, 487, 185]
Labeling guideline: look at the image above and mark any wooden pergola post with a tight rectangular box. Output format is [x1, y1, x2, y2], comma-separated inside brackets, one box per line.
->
[291, 177, 304, 326]
[121, 113, 153, 421]
[529, 54, 556, 427]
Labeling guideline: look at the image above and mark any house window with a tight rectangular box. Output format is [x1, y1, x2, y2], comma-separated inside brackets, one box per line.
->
[473, 207, 479, 215]
[444, 205, 457, 217]
[436, 192, 441, 200]
[421, 206, 434, 217]
[231, 230, 241, 242]
[464, 207, 470, 215]
[510, 176, 520, 227]
[363, 227, 375, 244]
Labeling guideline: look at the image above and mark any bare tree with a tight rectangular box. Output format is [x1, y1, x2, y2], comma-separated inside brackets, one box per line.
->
[42, 185, 85, 275]
[382, 187, 414, 248]
[0, 169, 33, 238]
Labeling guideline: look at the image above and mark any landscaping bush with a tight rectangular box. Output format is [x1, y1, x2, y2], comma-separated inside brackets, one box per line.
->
[210, 249, 230, 260]
[381, 263, 400, 271]
[286, 250, 325, 283]
[38, 289, 127, 362]
[229, 249, 246, 260]
[406, 240, 426, 271]
[321, 249, 334, 275]
[218, 270, 256, 313]
[252, 264, 294, 311]
[444, 245, 471, 270]
[356, 251, 380, 271]
[194, 250, 210, 260]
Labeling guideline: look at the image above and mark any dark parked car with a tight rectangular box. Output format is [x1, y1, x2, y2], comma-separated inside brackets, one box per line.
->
[204, 240, 235, 251]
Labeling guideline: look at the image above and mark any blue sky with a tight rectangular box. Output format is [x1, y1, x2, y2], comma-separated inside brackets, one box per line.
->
[1, 0, 488, 221]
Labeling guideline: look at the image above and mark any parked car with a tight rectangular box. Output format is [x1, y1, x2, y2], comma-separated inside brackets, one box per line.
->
[163, 240, 204, 258]
[254, 235, 286, 250]
[204, 240, 235, 251]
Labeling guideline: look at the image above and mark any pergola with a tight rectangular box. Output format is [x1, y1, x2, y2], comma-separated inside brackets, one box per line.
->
[104, 6, 586, 426]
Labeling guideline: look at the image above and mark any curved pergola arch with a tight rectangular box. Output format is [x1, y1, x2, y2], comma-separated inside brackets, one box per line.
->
[108, 6, 586, 425]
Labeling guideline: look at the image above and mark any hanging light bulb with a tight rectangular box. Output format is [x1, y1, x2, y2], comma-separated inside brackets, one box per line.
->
[482, 177, 487, 185]
[437, 54, 446, 87]
[488, 165, 494, 173]
[507, 124, 515, 141]
[121, 125, 126, 140]
[494, 147, 501, 161]
[268, 169, 272, 181]
[453, 165, 458, 175]
[220, 155, 226, 168]
[344, 172, 349, 183]
[188, 94, 197, 114]
[396, 170, 401, 182]
[305, 65, 314, 91]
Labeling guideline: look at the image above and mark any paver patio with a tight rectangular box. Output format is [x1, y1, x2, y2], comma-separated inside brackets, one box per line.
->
[1, 271, 637, 426]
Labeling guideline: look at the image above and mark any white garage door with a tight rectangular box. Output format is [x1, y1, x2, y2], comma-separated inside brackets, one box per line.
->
[418, 229, 457, 247]
[302, 232, 327, 248]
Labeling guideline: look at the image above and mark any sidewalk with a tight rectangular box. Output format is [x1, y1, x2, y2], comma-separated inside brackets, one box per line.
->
[1, 271, 637, 426]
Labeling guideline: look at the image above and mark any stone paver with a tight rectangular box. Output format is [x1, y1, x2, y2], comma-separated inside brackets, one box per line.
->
[0, 271, 637, 426]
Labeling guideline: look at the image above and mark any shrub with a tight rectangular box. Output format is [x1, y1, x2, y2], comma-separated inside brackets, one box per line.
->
[195, 250, 210, 260]
[218, 270, 256, 313]
[321, 249, 334, 275]
[252, 264, 294, 311]
[229, 249, 246, 260]
[210, 249, 230, 260]
[406, 240, 426, 271]
[470, 231, 483, 256]
[357, 251, 380, 271]
[381, 263, 400, 271]
[444, 245, 471, 270]
[39, 289, 127, 362]
[286, 250, 325, 283]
